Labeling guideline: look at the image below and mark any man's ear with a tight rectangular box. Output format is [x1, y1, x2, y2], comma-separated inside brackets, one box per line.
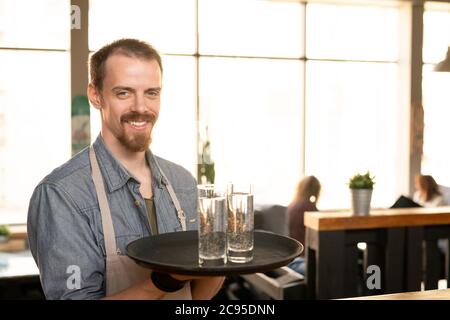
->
[87, 83, 102, 110]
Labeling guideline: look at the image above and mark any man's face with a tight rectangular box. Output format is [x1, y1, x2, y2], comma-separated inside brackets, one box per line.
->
[93, 54, 162, 152]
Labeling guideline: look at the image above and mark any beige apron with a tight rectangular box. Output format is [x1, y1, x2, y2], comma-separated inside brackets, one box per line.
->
[89, 146, 191, 299]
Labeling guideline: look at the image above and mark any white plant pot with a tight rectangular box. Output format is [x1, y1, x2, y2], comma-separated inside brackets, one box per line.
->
[351, 189, 373, 215]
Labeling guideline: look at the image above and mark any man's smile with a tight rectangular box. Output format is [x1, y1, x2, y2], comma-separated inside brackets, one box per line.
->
[120, 111, 156, 132]
[123, 120, 150, 131]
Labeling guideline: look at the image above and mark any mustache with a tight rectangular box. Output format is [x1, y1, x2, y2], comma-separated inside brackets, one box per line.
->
[120, 112, 157, 124]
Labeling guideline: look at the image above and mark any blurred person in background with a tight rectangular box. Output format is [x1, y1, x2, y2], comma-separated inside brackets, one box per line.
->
[287, 176, 321, 275]
[414, 174, 447, 274]
[413, 174, 444, 207]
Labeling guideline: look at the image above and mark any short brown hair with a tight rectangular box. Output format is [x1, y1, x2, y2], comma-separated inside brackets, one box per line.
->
[89, 38, 163, 91]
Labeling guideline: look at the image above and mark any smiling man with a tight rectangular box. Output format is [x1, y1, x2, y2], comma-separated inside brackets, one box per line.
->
[27, 39, 224, 300]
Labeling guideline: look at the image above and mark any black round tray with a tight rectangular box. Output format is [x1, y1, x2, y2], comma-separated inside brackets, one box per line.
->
[126, 230, 303, 276]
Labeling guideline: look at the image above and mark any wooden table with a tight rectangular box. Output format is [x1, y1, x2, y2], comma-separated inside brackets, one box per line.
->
[304, 206, 450, 299]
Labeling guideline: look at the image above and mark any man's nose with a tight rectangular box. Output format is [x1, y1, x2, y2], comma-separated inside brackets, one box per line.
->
[131, 94, 147, 113]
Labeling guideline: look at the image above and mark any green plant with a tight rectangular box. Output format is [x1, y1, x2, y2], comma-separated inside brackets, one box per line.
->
[348, 171, 375, 189]
[0, 225, 10, 237]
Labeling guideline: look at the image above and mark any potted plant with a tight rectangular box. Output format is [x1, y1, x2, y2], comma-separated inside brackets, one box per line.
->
[0, 225, 10, 243]
[348, 171, 375, 215]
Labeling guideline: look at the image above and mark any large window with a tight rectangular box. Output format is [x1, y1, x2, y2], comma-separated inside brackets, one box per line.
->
[198, 0, 304, 205]
[421, 2, 450, 187]
[0, 0, 71, 224]
[198, 0, 304, 58]
[199, 57, 303, 205]
[89, 0, 196, 54]
[89, 0, 408, 208]
[305, 3, 404, 210]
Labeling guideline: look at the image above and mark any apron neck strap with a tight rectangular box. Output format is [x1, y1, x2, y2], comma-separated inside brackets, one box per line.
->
[89, 145, 118, 256]
[152, 157, 186, 231]
[89, 145, 187, 258]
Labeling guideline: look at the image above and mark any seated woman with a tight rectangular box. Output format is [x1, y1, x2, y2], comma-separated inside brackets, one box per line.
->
[413, 175, 444, 207]
[287, 176, 321, 275]
[414, 174, 447, 265]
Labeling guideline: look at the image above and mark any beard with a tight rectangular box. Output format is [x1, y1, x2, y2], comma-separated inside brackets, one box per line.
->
[117, 129, 151, 152]
[116, 111, 157, 152]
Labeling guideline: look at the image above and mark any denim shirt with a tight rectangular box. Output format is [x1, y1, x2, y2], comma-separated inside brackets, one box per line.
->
[27, 135, 198, 300]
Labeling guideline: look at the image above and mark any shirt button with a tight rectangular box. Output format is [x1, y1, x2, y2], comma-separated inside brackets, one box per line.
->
[134, 200, 141, 207]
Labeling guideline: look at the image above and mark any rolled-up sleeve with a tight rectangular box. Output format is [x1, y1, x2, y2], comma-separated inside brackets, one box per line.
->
[27, 182, 105, 300]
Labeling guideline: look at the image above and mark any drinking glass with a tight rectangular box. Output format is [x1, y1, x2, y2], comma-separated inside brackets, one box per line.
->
[197, 185, 227, 266]
[226, 183, 254, 263]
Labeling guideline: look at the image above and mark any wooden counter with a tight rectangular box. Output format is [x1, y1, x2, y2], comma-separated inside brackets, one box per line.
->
[304, 206, 450, 299]
[305, 206, 450, 231]
[0, 225, 28, 252]
[343, 288, 450, 300]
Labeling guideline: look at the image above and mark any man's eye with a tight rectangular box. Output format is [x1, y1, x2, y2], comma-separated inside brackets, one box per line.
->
[147, 91, 159, 97]
[117, 91, 129, 98]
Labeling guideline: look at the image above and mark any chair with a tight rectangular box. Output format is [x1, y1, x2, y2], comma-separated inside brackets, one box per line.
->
[240, 266, 305, 299]
[254, 204, 289, 236]
[237, 205, 307, 299]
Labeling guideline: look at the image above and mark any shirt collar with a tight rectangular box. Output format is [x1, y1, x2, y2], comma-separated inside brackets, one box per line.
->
[145, 149, 166, 189]
[92, 134, 165, 193]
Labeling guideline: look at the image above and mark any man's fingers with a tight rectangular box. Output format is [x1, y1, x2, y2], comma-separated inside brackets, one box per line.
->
[170, 273, 206, 281]
[170, 274, 224, 282]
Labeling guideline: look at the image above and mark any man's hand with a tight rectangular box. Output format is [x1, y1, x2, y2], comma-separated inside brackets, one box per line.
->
[170, 273, 209, 281]
[102, 273, 225, 300]
[170, 273, 226, 300]
[102, 278, 165, 300]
